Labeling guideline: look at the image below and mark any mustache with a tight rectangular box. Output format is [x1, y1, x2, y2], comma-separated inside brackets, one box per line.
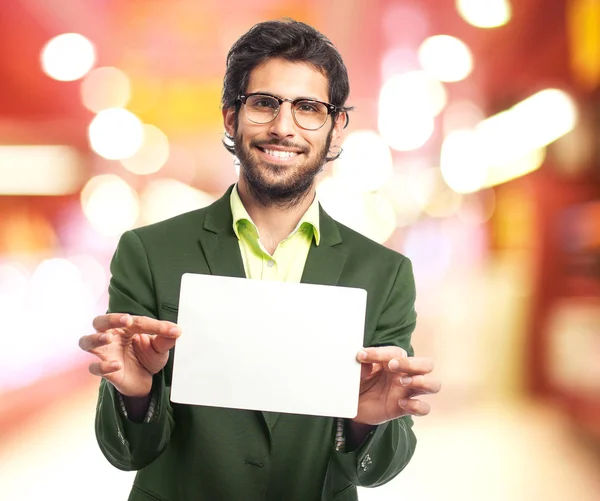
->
[250, 138, 308, 154]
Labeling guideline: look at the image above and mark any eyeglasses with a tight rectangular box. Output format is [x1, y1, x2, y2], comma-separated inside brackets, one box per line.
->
[237, 93, 339, 131]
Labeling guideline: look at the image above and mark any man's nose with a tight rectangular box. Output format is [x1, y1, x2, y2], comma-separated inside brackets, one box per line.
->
[268, 102, 296, 138]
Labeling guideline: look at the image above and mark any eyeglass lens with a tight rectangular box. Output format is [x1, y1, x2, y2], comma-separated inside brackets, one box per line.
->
[244, 94, 328, 130]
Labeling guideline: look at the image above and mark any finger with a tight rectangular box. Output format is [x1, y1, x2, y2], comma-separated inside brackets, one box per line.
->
[124, 315, 181, 338]
[357, 346, 407, 364]
[78, 332, 113, 353]
[396, 374, 442, 395]
[89, 360, 121, 377]
[150, 334, 177, 355]
[93, 313, 181, 337]
[399, 398, 430, 416]
[92, 313, 134, 332]
[388, 356, 434, 375]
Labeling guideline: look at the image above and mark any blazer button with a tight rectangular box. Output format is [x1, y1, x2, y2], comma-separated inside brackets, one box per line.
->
[360, 454, 372, 472]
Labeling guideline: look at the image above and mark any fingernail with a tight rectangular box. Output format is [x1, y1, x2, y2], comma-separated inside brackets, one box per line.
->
[358, 350, 368, 360]
[401, 376, 412, 385]
[399, 399, 409, 408]
[169, 327, 181, 336]
[120, 314, 131, 324]
[98, 333, 107, 342]
[389, 359, 400, 370]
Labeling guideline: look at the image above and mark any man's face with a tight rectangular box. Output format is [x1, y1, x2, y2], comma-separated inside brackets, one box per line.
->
[224, 58, 344, 206]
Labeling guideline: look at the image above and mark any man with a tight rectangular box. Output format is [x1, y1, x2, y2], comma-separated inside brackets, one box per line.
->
[78, 19, 441, 501]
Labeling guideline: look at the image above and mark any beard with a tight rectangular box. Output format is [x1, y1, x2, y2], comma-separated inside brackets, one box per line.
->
[233, 127, 333, 209]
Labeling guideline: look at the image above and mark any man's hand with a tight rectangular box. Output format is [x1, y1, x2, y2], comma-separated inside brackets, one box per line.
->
[78, 314, 181, 398]
[353, 346, 441, 425]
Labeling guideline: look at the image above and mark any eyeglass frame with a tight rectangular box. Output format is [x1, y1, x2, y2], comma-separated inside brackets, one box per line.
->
[237, 92, 342, 131]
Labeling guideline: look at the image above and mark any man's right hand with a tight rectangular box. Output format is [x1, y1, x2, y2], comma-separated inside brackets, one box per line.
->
[78, 314, 181, 398]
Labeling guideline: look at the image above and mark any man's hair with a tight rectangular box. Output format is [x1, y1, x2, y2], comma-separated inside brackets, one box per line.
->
[222, 18, 352, 156]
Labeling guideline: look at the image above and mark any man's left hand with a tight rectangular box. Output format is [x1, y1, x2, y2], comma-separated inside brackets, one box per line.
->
[354, 346, 441, 425]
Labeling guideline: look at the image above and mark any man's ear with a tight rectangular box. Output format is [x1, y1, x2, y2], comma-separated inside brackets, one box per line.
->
[332, 112, 346, 141]
[223, 107, 236, 137]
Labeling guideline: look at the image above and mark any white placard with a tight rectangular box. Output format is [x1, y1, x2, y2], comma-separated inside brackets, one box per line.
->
[170, 273, 367, 418]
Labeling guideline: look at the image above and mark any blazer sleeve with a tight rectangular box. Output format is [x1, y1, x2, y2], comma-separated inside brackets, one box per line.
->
[332, 255, 418, 487]
[94, 230, 175, 471]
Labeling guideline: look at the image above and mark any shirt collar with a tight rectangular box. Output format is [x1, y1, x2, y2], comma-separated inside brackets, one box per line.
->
[230, 184, 320, 245]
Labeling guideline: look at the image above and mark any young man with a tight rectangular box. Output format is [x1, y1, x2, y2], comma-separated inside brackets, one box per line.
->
[79, 19, 441, 501]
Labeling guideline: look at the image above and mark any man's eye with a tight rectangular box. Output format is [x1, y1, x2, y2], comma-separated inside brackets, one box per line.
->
[296, 102, 321, 113]
[254, 99, 278, 109]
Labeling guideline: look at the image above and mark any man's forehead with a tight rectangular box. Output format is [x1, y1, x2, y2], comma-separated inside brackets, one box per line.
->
[246, 58, 329, 100]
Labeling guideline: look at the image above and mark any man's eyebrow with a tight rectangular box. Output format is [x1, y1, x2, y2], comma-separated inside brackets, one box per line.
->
[250, 91, 326, 102]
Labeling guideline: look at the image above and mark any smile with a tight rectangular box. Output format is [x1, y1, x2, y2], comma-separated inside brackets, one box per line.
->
[257, 147, 301, 161]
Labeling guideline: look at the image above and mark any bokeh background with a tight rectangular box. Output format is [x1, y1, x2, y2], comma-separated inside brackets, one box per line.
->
[1, 0, 599, 499]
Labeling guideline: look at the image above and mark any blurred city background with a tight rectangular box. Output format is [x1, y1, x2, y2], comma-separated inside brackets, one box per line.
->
[1, 0, 599, 499]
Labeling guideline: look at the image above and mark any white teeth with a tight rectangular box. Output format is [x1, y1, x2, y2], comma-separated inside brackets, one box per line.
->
[264, 149, 298, 159]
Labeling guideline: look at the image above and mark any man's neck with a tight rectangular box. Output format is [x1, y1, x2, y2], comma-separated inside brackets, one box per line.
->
[237, 180, 315, 255]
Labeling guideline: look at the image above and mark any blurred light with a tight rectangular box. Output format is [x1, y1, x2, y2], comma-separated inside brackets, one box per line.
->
[88, 108, 144, 160]
[381, 47, 420, 81]
[378, 72, 445, 151]
[485, 147, 546, 187]
[0, 264, 28, 303]
[120, 124, 170, 175]
[140, 179, 215, 225]
[443, 100, 485, 135]
[440, 129, 488, 193]
[162, 145, 198, 184]
[40, 33, 96, 82]
[382, 4, 430, 46]
[403, 221, 453, 280]
[81, 175, 139, 236]
[68, 255, 107, 301]
[441, 89, 577, 191]
[30, 259, 83, 305]
[419, 167, 463, 218]
[381, 171, 423, 227]
[503, 89, 577, 150]
[334, 130, 393, 193]
[0, 146, 83, 195]
[456, 0, 512, 28]
[456, 188, 496, 225]
[418, 35, 474, 82]
[317, 177, 396, 243]
[567, 0, 600, 90]
[81, 66, 131, 113]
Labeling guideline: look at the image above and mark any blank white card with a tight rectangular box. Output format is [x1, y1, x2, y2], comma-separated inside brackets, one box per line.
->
[170, 273, 367, 418]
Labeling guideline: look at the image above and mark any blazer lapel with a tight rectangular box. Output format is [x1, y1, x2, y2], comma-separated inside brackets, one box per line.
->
[198, 186, 246, 280]
[301, 206, 348, 286]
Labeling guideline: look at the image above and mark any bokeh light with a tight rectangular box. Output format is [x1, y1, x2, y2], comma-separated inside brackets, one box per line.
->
[334, 130, 393, 193]
[378, 71, 446, 151]
[456, 0, 512, 28]
[456, 188, 497, 225]
[81, 67, 131, 113]
[80, 175, 139, 236]
[443, 100, 485, 135]
[40, 33, 96, 82]
[140, 179, 215, 225]
[120, 124, 170, 175]
[317, 177, 397, 243]
[88, 108, 144, 160]
[418, 35, 474, 82]
[440, 129, 488, 193]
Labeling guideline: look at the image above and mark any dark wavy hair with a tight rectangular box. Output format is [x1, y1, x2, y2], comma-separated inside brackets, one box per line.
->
[222, 19, 352, 161]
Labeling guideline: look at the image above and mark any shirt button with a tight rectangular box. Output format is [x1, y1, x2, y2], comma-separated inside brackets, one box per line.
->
[267, 259, 275, 267]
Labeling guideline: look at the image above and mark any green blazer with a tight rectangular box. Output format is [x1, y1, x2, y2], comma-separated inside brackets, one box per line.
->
[95, 186, 418, 501]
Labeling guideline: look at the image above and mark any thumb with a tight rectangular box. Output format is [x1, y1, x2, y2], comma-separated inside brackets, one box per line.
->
[150, 335, 177, 355]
